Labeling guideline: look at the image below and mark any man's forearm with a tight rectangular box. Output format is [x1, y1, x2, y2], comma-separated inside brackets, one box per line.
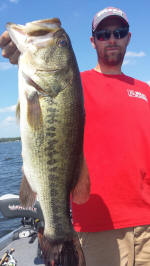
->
[71, 157, 90, 204]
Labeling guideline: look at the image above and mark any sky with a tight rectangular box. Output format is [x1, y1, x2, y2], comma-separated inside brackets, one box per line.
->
[0, 0, 150, 137]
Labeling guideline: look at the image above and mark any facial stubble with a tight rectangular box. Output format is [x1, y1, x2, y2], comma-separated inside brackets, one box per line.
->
[101, 46, 126, 66]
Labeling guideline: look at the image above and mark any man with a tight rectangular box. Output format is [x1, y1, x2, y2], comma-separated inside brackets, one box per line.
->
[1, 7, 150, 266]
[72, 7, 150, 266]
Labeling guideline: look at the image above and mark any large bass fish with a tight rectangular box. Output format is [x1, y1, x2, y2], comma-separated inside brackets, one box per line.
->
[6, 18, 86, 266]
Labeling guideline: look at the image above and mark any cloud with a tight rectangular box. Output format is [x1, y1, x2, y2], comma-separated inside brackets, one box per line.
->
[0, 0, 19, 12]
[0, 116, 16, 127]
[0, 104, 19, 136]
[123, 59, 136, 66]
[4, 116, 16, 123]
[123, 59, 131, 66]
[0, 105, 16, 113]
[123, 51, 146, 66]
[0, 115, 19, 137]
[0, 62, 14, 70]
[126, 51, 146, 58]
[9, 0, 19, 3]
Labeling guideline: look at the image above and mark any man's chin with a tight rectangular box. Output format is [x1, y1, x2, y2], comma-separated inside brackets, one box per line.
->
[108, 60, 121, 66]
[104, 56, 122, 66]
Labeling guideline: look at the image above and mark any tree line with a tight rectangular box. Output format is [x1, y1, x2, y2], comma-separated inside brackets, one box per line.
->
[0, 137, 21, 143]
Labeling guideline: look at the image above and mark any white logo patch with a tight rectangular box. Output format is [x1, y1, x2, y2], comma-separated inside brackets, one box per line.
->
[127, 89, 148, 102]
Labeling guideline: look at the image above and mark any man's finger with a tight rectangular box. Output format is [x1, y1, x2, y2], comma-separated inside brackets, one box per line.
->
[9, 49, 20, 65]
[2, 41, 18, 58]
[0, 31, 11, 48]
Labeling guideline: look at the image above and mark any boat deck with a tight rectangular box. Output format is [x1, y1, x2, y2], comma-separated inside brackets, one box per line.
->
[0, 237, 45, 265]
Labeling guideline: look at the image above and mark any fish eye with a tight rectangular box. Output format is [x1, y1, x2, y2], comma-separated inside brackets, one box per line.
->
[58, 39, 68, 47]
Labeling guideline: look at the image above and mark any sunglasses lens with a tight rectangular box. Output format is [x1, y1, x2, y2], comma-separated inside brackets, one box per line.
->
[96, 30, 111, 41]
[114, 28, 129, 39]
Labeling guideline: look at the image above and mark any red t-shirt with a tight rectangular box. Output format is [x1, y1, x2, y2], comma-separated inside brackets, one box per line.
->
[72, 69, 150, 232]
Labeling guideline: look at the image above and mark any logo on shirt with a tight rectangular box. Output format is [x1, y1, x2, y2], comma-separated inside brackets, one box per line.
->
[127, 89, 148, 102]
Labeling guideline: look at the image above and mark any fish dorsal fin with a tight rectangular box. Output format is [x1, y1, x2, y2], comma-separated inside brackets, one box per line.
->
[6, 23, 26, 53]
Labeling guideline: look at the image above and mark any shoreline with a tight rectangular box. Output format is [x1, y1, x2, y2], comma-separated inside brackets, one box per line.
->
[0, 137, 21, 143]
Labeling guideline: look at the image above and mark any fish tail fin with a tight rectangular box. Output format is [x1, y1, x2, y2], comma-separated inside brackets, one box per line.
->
[38, 229, 86, 266]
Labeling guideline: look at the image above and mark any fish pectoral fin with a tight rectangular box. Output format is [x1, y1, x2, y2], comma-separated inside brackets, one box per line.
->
[20, 169, 37, 207]
[25, 90, 43, 130]
[71, 156, 90, 204]
[23, 72, 47, 95]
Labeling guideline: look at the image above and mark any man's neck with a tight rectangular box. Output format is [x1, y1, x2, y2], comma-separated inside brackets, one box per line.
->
[94, 64, 122, 75]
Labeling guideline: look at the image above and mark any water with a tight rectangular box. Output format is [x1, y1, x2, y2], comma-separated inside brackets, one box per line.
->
[0, 141, 22, 237]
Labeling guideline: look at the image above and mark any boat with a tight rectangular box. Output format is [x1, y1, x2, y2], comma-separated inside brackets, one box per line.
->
[0, 194, 45, 265]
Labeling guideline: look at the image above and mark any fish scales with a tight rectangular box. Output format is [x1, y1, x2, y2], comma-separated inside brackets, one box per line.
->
[6, 18, 86, 266]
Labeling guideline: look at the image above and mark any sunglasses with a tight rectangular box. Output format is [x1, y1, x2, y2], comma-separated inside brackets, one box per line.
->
[94, 27, 129, 41]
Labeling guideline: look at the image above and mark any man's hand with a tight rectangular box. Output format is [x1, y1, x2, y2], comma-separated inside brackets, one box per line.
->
[0, 31, 20, 64]
[72, 157, 90, 204]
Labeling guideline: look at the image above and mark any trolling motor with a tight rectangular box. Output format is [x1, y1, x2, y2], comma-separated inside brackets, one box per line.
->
[0, 194, 43, 221]
[0, 194, 44, 241]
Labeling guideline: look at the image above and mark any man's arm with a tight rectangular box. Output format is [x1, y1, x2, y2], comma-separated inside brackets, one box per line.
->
[71, 157, 90, 204]
[0, 31, 20, 64]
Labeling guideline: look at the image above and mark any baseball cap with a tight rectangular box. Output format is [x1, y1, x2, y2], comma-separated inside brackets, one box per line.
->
[92, 7, 129, 33]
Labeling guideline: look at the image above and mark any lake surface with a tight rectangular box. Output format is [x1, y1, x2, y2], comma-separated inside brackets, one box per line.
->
[0, 141, 22, 237]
